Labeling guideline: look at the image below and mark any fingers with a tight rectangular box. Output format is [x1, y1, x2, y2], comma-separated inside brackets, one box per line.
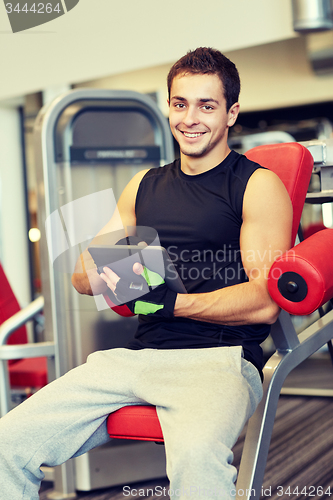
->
[100, 262, 145, 293]
[99, 266, 120, 292]
[133, 262, 144, 275]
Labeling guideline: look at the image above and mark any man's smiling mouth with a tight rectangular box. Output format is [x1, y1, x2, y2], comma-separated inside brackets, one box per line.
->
[181, 132, 205, 138]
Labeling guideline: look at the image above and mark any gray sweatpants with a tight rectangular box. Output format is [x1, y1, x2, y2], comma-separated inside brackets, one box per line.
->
[0, 346, 262, 500]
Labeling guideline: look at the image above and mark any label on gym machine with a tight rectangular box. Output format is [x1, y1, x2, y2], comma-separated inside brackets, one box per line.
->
[70, 146, 161, 164]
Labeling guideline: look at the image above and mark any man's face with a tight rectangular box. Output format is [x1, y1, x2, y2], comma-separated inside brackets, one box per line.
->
[168, 73, 239, 165]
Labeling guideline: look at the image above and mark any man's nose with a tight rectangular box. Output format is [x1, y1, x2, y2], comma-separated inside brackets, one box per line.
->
[182, 106, 199, 127]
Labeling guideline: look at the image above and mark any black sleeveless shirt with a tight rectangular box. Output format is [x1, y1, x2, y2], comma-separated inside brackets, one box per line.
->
[127, 150, 270, 376]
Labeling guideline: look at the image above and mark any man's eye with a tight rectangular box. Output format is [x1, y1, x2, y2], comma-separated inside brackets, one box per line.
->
[202, 105, 213, 110]
[175, 103, 185, 109]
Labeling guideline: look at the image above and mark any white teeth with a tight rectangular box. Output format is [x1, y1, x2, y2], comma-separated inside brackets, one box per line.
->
[183, 132, 203, 138]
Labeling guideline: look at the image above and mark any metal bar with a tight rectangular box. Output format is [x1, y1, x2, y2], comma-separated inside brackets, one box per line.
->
[328, 339, 333, 365]
[0, 342, 55, 416]
[0, 342, 55, 360]
[281, 387, 333, 396]
[270, 310, 300, 352]
[0, 358, 12, 417]
[0, 296, 51, 417]
[0, 296, 44, 346]
[47, 462, 77, 500]
[236, 308, 333, 499]
[236, 352, 284, 500]
[297, 307, 333, 346]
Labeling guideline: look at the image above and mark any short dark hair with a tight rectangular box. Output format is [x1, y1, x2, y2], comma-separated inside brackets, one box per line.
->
[167, 47, 240, 111]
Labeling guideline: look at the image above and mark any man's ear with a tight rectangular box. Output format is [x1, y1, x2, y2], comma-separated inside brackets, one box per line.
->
[227, 102, 240, 127]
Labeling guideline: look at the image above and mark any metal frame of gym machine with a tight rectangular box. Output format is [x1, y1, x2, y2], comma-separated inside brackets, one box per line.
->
[33, 89, 174, 499]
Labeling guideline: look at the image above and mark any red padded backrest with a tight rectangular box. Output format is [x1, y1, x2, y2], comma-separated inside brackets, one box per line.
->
[245, 143, 314, 244]
[0, 263, 47, 387]
[0, 263, 28, 349]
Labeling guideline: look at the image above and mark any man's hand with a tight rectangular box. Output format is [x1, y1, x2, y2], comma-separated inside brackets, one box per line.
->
[100, 263, 177, 318]
[71, 248, 108, 296]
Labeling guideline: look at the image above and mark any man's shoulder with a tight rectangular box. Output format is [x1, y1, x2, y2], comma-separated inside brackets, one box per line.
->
[246, 166, 286, 192]
[226, 150, 266, 186]
[139, 159, 179, 182]
[230, 149, 264, 169]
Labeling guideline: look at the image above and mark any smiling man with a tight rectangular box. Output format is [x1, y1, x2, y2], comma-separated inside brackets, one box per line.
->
[0, 48, 292, 500]
[168, 72, 239, 172]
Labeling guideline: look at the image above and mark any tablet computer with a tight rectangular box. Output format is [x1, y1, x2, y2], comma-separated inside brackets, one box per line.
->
[88, 244, 187, 294]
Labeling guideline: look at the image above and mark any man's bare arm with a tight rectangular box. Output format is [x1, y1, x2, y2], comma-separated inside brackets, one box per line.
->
[174, 169, 293, 325]
[71, 169, 148, 295]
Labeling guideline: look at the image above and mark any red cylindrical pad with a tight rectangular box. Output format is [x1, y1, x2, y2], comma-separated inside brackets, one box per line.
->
[268, 229, 333, 315]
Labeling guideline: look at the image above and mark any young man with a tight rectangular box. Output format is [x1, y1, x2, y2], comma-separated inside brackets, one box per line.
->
[0, 48, 292, 500]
